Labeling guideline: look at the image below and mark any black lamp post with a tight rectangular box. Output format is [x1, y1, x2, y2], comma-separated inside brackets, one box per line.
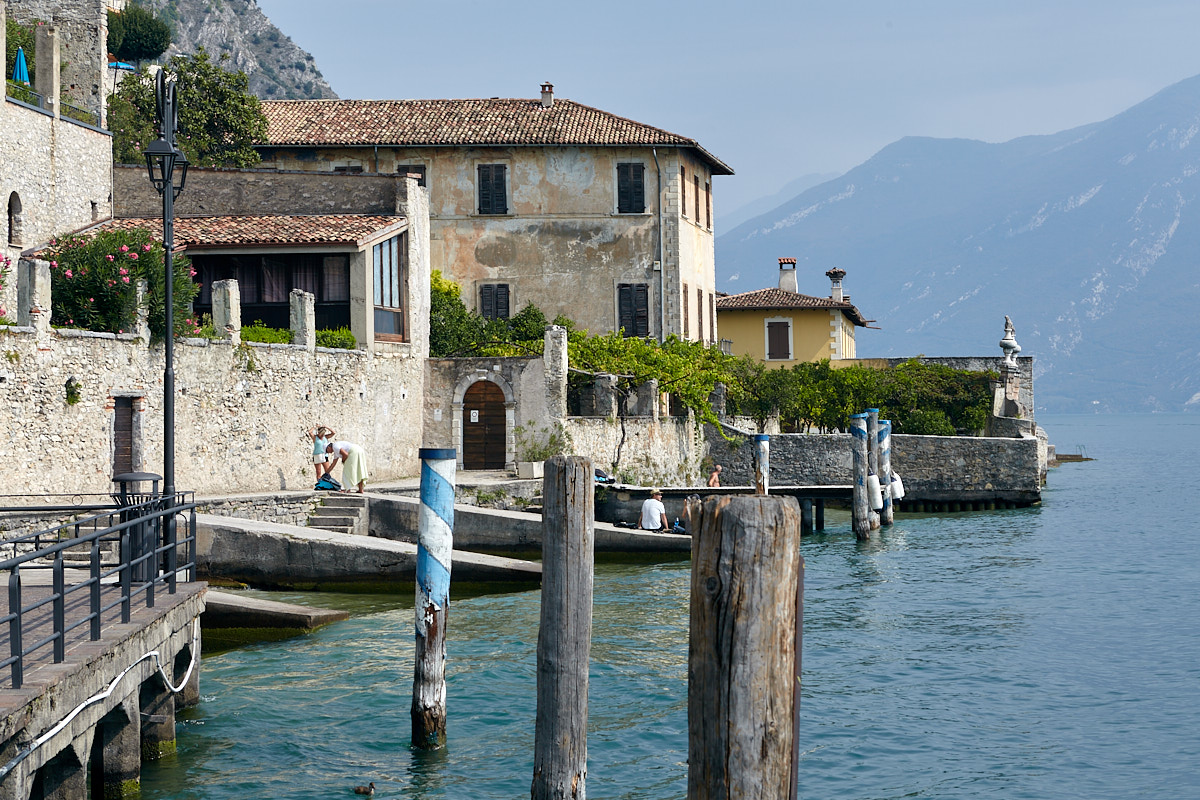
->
[143, 70, 188, 514]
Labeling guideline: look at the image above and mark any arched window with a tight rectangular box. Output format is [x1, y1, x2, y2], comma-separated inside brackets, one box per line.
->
[7, 193, 23, 247]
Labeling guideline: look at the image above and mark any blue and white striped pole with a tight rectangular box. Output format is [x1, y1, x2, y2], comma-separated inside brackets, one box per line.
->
[866, 408, 881, 530]
[754, 433, 770, 495]
[412, 447, 456, 749]
[879, 420, 894, 526]
[849, 414, 871, 539]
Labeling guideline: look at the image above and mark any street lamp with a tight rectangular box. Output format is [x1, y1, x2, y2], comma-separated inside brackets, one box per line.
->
[143, 70, 187, 526]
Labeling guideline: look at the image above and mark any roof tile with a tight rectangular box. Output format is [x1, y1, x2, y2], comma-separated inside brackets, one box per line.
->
[95, 214, 406, 249]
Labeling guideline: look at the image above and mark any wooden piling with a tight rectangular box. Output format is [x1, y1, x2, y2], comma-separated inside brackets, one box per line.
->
[412, 447, 456, 749]
[801, 498, 813, 535]
[532, 456, 594, 800]
[753, 434, 770, 495]
[687, 495, 803, 800]
[879, 419, 894, 526]
[815, 499, 825, 531]
[850, 413, 871, 539]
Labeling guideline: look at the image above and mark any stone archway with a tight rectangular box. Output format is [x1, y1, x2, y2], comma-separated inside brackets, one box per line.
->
[451, 372, 515, 470]
[8, 192, 23, 247]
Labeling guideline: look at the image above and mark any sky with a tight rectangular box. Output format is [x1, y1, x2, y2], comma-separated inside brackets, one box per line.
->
[256, 0, 1200, 220]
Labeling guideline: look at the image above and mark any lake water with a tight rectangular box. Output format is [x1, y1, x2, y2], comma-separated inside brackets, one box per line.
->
[142, 414, 1200, 799]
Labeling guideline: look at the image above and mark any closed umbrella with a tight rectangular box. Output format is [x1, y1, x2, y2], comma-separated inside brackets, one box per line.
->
[11, 46, 29, 85]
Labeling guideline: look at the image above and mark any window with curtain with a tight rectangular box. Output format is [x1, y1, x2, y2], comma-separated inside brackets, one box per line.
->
[373, 233, 408, 339]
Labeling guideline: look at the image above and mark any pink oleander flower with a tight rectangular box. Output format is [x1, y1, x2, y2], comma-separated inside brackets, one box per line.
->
[50, 261, 57, 268]
[129, 253, 138, 260]
[64, 269, 73, 278]
[122, 276, 130, 283]
[120, 245, 129, 253]
[88, 297, 94, 302]
[0, 308, 6, 317]
[143, 244, 152, 252]
[188, 267, 197, 277]
[106, 254, 115, 261]
[119, 268, 128, 275]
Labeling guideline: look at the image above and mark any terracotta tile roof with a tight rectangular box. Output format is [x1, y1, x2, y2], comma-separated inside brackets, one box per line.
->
[260, 98, 734, 175]
[95, 214, 407, 249]
[716, 287, 874, 327]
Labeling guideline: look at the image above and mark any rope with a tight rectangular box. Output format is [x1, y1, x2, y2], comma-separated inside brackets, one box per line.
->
[0, 617, 201, 781]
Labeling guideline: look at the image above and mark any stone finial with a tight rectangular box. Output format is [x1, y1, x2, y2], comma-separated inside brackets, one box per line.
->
[290, 289, 316, 352]
[826, 267, 846, 302]
[212, 279, 242, 344]
[999, 315, 1021, 366]
[543, 325, 568, 419]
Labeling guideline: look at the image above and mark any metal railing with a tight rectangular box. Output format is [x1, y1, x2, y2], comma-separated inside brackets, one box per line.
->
[0, 493, 197, 689]
[60, 100, 100, 127]
[4, 80, 44, 109]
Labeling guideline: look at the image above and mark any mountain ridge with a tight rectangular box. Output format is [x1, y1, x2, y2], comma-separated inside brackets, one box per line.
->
[717, 73, 1200, 412]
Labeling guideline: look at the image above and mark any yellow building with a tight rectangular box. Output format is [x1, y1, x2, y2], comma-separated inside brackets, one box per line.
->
[716, 260, 872, 366]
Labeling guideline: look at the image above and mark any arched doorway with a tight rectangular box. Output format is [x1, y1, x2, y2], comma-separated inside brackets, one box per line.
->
[462, 380, 506, 470]
[7, 192, 23, 246]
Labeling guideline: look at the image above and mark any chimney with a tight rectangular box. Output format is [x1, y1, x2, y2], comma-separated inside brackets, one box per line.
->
[826, 267, 847, 302]
[778, 258, 798, 293]
[540, 82, 554, 108]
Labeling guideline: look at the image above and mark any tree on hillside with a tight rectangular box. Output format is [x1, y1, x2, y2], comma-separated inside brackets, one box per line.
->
[107, 3, 172, 66]
[108, 48, 267, 168]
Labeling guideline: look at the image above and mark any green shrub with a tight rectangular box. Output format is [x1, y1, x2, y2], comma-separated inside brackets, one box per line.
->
[44, 229, 197, 340]
[240, 321, 292, 344]
[902, 409, 957, 436]
[315, 327, 356, 349]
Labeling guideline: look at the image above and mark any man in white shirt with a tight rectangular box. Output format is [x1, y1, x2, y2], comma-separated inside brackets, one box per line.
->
[639, 489, 668, 531]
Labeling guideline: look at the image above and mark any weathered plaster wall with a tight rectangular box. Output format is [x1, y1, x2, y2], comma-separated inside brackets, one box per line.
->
[0, 100, 111, 311]
[0, 323, 426, 496]
[704, 423, 1041, 502]
[258, 144, 716, 339]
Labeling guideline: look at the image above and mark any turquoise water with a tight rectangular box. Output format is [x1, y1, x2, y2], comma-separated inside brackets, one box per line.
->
[143, 414, 1200, 799]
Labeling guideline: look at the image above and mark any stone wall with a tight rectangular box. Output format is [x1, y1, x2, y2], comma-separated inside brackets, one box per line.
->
[5, 0, 109, 121]
[196, 492, 323, 528]
[113, 165, 406, 218]
[0, 318, 426, 497]
[565, 415, 703, 486]
[705, 422, 1041, 503]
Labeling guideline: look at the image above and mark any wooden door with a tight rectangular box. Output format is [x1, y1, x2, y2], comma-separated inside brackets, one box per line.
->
[113, 397, 134, 475]
[463, 381, 506, 470]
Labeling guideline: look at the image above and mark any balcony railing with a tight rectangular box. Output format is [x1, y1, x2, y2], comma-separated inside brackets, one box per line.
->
[0, 492, 197, 689]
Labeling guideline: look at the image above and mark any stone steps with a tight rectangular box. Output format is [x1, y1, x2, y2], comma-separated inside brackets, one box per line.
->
[308, 493, 368, 536]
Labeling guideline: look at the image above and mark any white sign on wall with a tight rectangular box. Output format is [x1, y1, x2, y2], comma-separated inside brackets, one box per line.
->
[470, 409, 479, 423]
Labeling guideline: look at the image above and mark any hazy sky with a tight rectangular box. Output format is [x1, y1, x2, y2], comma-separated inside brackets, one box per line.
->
[256, 0, 1200, 217]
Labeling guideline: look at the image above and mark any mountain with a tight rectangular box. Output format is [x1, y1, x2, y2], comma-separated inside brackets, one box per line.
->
[720, 172, 841, 232]
[139, 0, 337, 100]
[716, 74, 1200, 413]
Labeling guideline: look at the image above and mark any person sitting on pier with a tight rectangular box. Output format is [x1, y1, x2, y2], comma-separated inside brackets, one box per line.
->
[640, 489, 668, 531]
[707, 464, 723, 488]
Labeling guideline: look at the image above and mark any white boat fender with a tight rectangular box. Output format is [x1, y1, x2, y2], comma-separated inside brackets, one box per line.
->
[867, 473, 884, 510]
[890, 471, 905, 500]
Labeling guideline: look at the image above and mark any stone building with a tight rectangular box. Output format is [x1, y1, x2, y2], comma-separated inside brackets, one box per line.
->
[2, 2, 112, 315]
[716, 259, 873, 366]
[254, 84, 733, 343]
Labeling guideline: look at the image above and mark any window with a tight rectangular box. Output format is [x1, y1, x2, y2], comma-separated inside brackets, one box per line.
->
[705, 181, 712, 229]
[193, 253, 352, 330]
[694, 175, 701, 221]
[766, 319, 791, 361]
[618, 283, 650, 338]
[322, 256, 350, 302]
[396, 164, 427, 186]
[616, 163, 645, 213]
[332, 164, 364, 174]
[680, 167, 687, 217]
[480, 283, 510, 320]
[682, 283, 690, 338]
[478, 164, 508, 214]
[696, 287, 704, 343]
[373, 233, 408, 340]
[709, 293, 716, 343]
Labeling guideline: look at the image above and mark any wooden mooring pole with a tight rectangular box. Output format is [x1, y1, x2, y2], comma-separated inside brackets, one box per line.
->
[850, 413, 871, 539]
[532, 456, 595, 800]
[753, 434, 770, 495]
[687, 495, 804, 800]
[879, 419, 894, 526]
[412, 447, 456, 749]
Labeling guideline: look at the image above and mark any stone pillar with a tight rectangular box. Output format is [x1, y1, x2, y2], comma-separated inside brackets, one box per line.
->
[17, 258, 51, 337]
[175, 640, 201, 709]
[290, 289, 316, 351]
[635, 378, 659, 418]
[349, 249, 373, 352]
[139, 677, 176, 761]
[543, 325, 568, 420]
[134, 280, 150, 341]
[593, 373, 618, 418]
[709, 382, 727, 420]
[211, 279, 241, 344]
[34, 22, 60, 118]
[34, 743, 86, 800]
[100, 696, 142, 798]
